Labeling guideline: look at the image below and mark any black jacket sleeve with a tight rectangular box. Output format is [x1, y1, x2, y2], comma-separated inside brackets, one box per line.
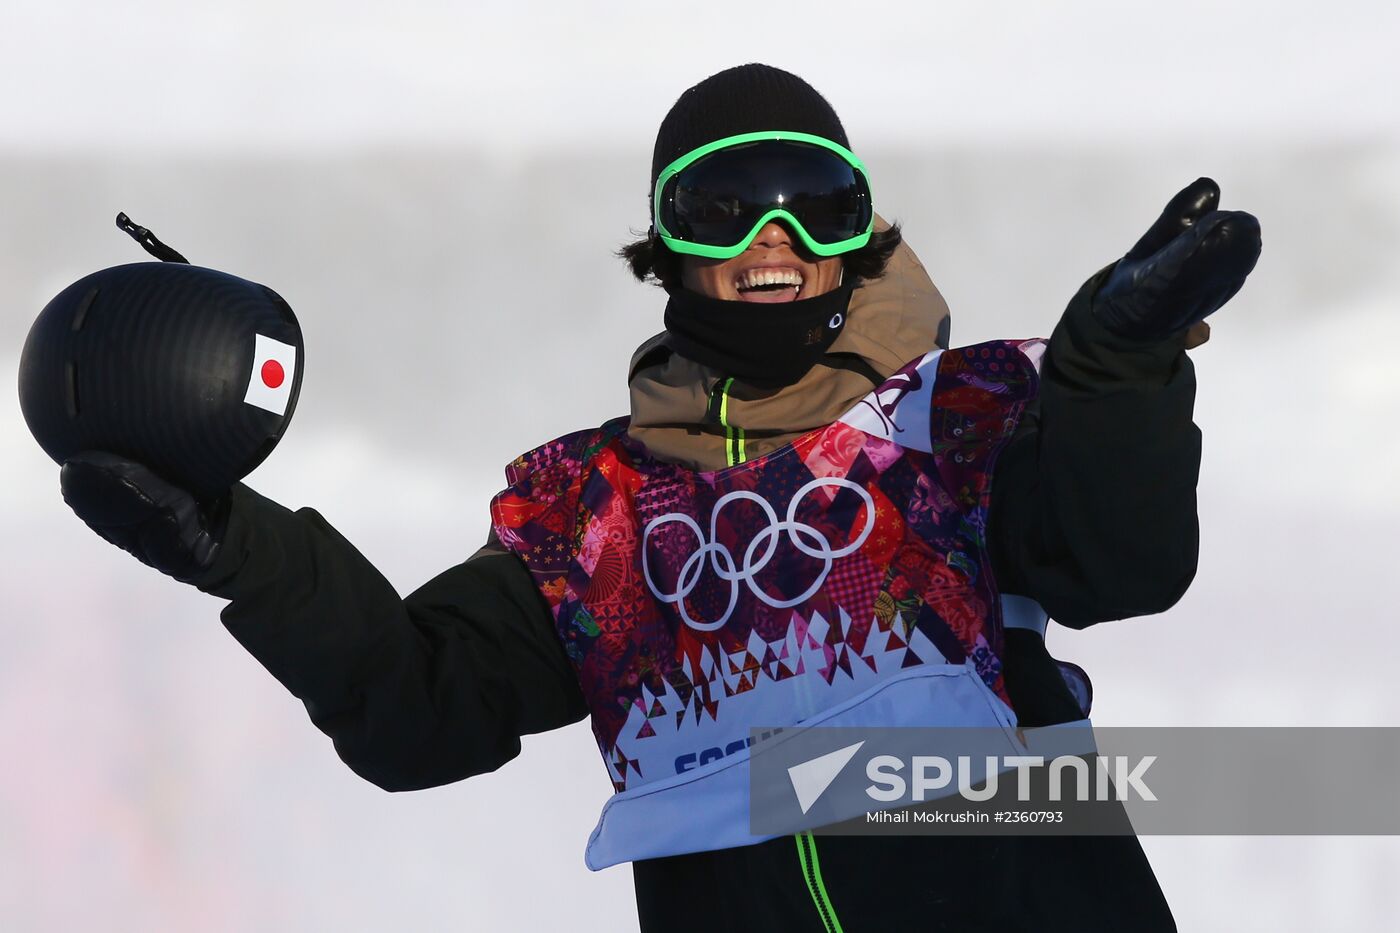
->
[194, 484, 587, 791]
[987, 266, 1203, 628]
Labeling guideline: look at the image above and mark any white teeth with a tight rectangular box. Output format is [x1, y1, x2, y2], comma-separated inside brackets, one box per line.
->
[736, 267, 804, 290]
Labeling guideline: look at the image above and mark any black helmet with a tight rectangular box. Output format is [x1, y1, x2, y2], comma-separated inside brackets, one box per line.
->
[18, 215, 304, 501]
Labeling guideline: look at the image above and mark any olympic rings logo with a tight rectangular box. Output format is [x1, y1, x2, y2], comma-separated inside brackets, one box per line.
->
[641, 477, 876, 632]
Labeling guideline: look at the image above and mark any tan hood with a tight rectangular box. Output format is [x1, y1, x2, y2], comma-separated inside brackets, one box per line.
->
[627, 216, 950, 471]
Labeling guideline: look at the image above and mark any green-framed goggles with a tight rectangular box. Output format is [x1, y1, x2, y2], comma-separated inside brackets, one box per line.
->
[652, 130, 873, 260]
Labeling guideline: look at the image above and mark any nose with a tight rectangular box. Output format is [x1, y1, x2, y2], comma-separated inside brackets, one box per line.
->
[747, 221, 794, 250]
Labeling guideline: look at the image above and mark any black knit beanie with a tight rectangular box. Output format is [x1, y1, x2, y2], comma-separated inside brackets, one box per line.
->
[650, 64, 850, 194]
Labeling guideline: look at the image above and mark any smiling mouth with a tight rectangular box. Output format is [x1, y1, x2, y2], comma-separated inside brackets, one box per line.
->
[735, 266, 804, 303]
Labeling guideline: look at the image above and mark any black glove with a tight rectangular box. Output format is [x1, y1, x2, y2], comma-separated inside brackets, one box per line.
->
[1094, 177, 1262, 342]
[60, 451, 229, 583]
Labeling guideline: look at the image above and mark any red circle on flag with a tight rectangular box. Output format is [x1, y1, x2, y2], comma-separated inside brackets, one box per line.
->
[261, 360, 285, 389]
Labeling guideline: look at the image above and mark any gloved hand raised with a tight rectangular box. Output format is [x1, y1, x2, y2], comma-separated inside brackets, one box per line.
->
[60, 451, 229, 583]
[1093, 177, 1262, 342]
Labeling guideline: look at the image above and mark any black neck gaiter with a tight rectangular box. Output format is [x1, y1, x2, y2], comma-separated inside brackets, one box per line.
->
[662, 281, 857, 388]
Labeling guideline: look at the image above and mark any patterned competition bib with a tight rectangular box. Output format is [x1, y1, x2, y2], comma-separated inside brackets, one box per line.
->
[491, 339, 1046, 867]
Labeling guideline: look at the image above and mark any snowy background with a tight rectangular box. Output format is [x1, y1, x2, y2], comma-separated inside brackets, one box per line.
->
[3, 1, 1399, 930]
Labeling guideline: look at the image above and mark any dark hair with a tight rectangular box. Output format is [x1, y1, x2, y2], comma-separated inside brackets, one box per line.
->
[618, 222, 904, 291]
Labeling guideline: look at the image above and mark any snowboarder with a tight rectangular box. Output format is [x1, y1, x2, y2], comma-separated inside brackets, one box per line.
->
[58, 63, 1260, 931]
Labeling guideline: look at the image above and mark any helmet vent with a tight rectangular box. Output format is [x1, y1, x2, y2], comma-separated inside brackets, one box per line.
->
[70, 286, 98, 332]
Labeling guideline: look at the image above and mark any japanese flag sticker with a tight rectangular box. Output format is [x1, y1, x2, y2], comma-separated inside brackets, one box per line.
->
[244, 333, 297, 416]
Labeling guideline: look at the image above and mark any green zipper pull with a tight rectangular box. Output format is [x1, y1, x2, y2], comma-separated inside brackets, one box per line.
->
[706, 376, 747, 467]
[795, 831, 844, 933]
